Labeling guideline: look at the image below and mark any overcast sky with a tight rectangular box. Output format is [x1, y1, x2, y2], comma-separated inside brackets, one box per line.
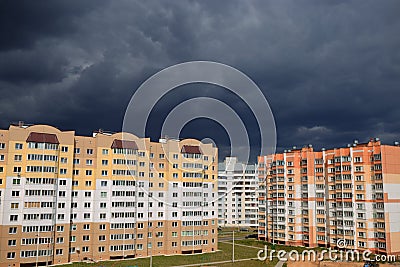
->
[1, 0, 399, 161]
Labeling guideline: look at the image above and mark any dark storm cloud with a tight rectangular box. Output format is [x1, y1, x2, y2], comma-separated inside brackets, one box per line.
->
[0, 0, 399, 161]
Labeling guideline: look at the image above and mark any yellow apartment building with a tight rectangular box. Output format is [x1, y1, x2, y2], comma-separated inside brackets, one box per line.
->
[0, 123, 218, 267]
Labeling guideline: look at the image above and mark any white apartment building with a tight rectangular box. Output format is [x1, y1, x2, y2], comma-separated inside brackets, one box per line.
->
[218, 157, 258, 228]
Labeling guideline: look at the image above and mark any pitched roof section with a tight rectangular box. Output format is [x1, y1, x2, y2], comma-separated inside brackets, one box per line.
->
[26, 132, 59, 144]
[181, 145, 202, 154]
[111, 139, 138, 150]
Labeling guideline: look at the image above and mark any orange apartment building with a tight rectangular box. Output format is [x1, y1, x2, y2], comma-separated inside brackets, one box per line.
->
[0, 123, 218, 267]
[258, 139, 400, 255]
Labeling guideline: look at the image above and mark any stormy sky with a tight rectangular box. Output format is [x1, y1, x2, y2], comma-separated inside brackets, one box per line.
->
[1, 0, 399, 162]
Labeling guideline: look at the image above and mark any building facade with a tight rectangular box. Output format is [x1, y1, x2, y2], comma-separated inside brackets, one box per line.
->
[0, 123, 218, 267]
[258, 139, 400, 255]
[218, 157, 258, 228]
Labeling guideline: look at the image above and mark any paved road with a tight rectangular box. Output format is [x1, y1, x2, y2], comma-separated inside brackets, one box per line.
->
[274, 253, 289, 267]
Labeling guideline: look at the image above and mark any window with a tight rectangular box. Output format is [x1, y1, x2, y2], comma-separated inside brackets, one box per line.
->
[12, 178, 20, 185]
[60, 168, 67, 175]
[99, 235, 106, 241]
[98, 246, 105, 252]
[10, 215, 18, 221]
[99, 224, 106, 230]
[10, 203, 19, 209]
[102, 159, 108, 165]
[86, 159, 93, 165]
[7, 252, 16, 259]
[159, 154, 165, 159]
[87, 149, 93, 154]
[8, 239, 16, 246]
[83, 235, 90, 241]
[86, 170, 92, 176]
[0, 154, 4, 161]
[173, 154, 178, 159]
[15, 143, 23, 150]
[85, 180, 92, 186]
[13, 166, 21, 173]
[102, 170, 108, 176]
[0, 143, 5, 149]
[61, 146, 68, 152]
[101, 181, 107, 186]
[102, 149, 108, 155]
[9, 227, 17, 234]
[59, 179, 67, 185]
[57, 226, 64, 232]
[56, 249, 63, 255]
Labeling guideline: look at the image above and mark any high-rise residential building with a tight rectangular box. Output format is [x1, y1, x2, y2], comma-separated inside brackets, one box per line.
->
[0, 123, 218, 267]
[218, 157, 258, 228]
[258, 139, 400, 256]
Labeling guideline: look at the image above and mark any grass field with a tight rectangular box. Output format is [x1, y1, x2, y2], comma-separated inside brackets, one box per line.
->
[57, 241, 278, 267]
[233, 239, 324, 253]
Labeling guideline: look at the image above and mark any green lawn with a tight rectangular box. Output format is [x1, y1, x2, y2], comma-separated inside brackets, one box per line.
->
[56, 242, 277, 267]
[233, 239, 324, 253]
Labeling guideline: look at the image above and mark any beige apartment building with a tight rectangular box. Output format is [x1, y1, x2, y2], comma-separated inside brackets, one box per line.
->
[258, 139, 400, 255]
[0, 123, 218, 267]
